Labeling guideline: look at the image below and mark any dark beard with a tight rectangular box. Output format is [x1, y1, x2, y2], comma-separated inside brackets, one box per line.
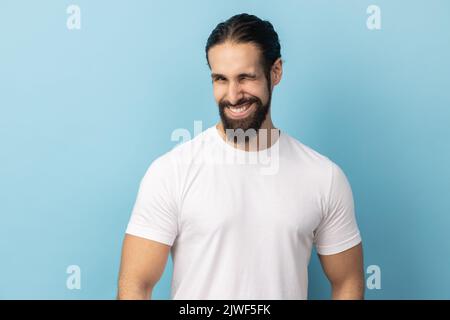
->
[218, 90, 272, 143]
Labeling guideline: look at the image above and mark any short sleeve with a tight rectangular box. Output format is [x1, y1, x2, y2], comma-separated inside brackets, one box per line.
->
[314, 162, 362, 255]
[125, 154, 179, 246]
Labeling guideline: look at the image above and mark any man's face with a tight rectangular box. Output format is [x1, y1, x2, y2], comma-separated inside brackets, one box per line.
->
[208, 42, 272, 133]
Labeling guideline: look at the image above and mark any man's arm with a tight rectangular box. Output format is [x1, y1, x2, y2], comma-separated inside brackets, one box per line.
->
[318, 243, 364, 299]
[117, 234, 171, 300]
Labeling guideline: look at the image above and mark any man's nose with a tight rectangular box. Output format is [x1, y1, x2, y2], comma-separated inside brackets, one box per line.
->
[227, 81, 243, 106]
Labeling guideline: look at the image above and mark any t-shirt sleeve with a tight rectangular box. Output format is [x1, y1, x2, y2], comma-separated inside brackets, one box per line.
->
[125, 154, 179, 246]
[313, 162, 362, 255]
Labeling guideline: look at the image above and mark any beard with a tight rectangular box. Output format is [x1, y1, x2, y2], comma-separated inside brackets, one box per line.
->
[218, 90, 272, 143]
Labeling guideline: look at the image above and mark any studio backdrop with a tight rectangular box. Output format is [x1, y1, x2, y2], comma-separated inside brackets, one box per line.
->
[1, 0, 449, 299]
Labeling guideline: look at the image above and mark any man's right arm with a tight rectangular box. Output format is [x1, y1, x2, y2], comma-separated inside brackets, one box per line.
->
[117, 234, 171, 300]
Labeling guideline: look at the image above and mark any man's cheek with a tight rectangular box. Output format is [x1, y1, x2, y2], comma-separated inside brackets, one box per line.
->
[213, 87, 223, 100]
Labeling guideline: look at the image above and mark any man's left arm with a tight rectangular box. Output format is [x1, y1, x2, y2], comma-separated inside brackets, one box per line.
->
[318, 243, 365, 299]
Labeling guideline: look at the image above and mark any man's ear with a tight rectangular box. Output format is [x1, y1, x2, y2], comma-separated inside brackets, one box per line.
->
[271, 58, 283, 87]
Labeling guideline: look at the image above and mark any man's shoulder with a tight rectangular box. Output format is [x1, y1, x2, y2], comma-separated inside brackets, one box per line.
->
[281, 132, 349, 196]
[282, 131, 334, 170]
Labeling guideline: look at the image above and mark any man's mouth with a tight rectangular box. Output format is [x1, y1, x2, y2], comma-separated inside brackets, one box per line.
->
[226, 102, 255, 119]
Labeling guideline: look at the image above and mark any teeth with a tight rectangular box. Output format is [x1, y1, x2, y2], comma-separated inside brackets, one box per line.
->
[229, 104, 250, 113]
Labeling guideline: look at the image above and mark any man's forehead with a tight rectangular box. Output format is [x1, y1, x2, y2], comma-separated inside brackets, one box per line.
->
[208, 42, 262, 75]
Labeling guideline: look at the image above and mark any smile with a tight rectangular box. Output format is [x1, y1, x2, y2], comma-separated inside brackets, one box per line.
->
[226, 102, 255, 119]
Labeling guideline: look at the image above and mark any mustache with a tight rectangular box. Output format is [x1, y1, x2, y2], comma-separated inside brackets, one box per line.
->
[219, 97, 260, 109]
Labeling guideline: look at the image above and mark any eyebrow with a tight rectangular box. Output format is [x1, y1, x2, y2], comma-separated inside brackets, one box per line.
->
[211, 72, 257, 79]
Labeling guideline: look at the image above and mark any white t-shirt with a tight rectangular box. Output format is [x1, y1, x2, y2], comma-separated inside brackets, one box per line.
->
[126, 125, 362, 299]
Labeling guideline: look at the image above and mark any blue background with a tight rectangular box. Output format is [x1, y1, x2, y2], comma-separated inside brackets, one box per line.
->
[1, 0, 449, 299]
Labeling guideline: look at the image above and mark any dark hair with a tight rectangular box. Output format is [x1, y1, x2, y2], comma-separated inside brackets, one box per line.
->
[205, 13, 281, 79]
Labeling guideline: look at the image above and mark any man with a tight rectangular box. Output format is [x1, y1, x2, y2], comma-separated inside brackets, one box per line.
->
[117, 13, 364, 300]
